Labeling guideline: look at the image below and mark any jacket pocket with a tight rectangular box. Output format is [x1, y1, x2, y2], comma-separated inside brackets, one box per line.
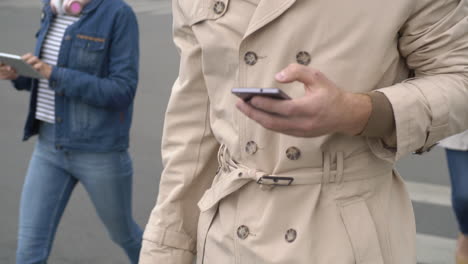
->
[339, 198, 384, 264]
[178, 0, 230, 26]
[71, 34, 106, 74]
[69, 99, 90, 135]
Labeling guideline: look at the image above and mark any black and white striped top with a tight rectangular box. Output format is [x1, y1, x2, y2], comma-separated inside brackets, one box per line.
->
[36, 15, 79, 124]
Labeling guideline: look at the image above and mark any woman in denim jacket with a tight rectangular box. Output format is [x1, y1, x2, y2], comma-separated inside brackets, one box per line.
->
[0, 0, 142, 263]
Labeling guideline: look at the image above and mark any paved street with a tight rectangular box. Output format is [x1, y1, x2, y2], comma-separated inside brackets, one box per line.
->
[0, 1, 459, 263]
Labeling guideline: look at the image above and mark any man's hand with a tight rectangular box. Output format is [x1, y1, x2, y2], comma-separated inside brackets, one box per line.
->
[236, 64, 372, 137]
[22, 53, 52, 79]
[0, 63, 18, 80]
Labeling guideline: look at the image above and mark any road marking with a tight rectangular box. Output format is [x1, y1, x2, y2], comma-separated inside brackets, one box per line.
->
[417, 233, 456, 264]
[408, 181, 455, 263]
[407, 181, 452, 207]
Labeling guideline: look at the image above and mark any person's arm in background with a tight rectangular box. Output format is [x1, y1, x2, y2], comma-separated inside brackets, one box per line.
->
[139, 1, 220, 263]
[367, 0, 468, 162]
[47, 5, 139, 111]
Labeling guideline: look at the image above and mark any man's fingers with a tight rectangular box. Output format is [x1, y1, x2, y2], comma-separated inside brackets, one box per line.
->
[249, 96, 298, 117]
[275, 63, 330, 87]
[236, 99, 296, 133]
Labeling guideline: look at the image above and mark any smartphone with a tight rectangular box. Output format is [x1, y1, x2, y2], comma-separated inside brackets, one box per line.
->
[231, 88, 291, 101]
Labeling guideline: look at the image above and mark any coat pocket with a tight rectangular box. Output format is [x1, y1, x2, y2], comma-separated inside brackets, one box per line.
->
[339, 199, 384, 264]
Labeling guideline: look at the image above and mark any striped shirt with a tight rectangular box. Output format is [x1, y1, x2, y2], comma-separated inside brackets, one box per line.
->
[36, 15, 79, 124]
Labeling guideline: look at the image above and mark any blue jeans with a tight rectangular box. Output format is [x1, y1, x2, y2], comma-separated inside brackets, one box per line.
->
[16, 122, 142, 264]
[446, 149, 468, 235]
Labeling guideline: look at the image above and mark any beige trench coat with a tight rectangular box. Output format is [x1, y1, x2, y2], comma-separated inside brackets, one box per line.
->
[140, 0, 468, 263]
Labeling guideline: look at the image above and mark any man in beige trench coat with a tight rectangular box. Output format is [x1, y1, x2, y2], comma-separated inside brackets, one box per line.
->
[140, 0, 468, 263]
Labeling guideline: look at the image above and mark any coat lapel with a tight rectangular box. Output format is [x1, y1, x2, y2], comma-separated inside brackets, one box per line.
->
[243, 0, 297, 40]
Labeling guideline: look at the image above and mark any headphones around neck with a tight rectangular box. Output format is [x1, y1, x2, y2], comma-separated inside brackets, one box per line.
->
[51, 0, 90, 16]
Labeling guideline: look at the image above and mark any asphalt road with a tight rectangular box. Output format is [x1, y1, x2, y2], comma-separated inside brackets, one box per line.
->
[0, 1, 459, 263]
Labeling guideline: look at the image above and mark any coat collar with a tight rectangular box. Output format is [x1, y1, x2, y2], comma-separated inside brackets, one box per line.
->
[243, 0, 297, 40]
[82, 0, 105, 14]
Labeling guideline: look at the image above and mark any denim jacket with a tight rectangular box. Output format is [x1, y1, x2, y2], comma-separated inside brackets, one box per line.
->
[13, 0, 139, 152]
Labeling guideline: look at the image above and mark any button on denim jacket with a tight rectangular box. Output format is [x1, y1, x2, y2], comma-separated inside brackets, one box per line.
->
[13, 0, 139, 152]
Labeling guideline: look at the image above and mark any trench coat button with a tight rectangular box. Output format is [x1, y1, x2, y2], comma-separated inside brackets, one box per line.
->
[286, 147, 301, 160]
[213, 1, 226, 15]
[55, 144, 63, 150]
[285, 229, 297, 243]
[237, 225, 250, 240]
[244, 51, 258, 66]
[57, 91, 64, 96]
[296, 51, 311, 65]
[56, 117, 62, 123]
[64, 35, 71, 41]
[245, 141, 258, 155]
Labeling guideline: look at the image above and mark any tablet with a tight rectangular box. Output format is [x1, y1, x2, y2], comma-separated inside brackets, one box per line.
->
[0, 52, 44, 79]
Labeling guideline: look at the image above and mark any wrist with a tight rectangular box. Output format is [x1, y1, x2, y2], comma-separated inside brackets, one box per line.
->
[338, 92, 372, 136]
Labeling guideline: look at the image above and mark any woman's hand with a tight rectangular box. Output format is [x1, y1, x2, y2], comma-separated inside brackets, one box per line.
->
[0, 63, 18, 80]
[22, 53, 52, 79]
[236, 64, 372, 137]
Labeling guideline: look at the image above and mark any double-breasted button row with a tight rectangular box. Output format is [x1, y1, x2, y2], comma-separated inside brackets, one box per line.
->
[213, 1, 226, 14]
[237, 225, 297, 243]
[244, 51, 309, 66]
[244, 142, 301, 160]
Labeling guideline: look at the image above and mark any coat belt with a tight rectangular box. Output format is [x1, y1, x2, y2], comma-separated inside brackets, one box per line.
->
[197, 145, 393, 212]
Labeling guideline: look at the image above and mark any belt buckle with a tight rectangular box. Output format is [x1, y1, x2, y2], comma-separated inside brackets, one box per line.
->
[257, 176, 294, 186]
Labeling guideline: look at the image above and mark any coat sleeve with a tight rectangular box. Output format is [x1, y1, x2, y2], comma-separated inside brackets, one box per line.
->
[367, 0, 468, 162]
[139, 1, 220, 263]
[11, 76, 33, 91]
